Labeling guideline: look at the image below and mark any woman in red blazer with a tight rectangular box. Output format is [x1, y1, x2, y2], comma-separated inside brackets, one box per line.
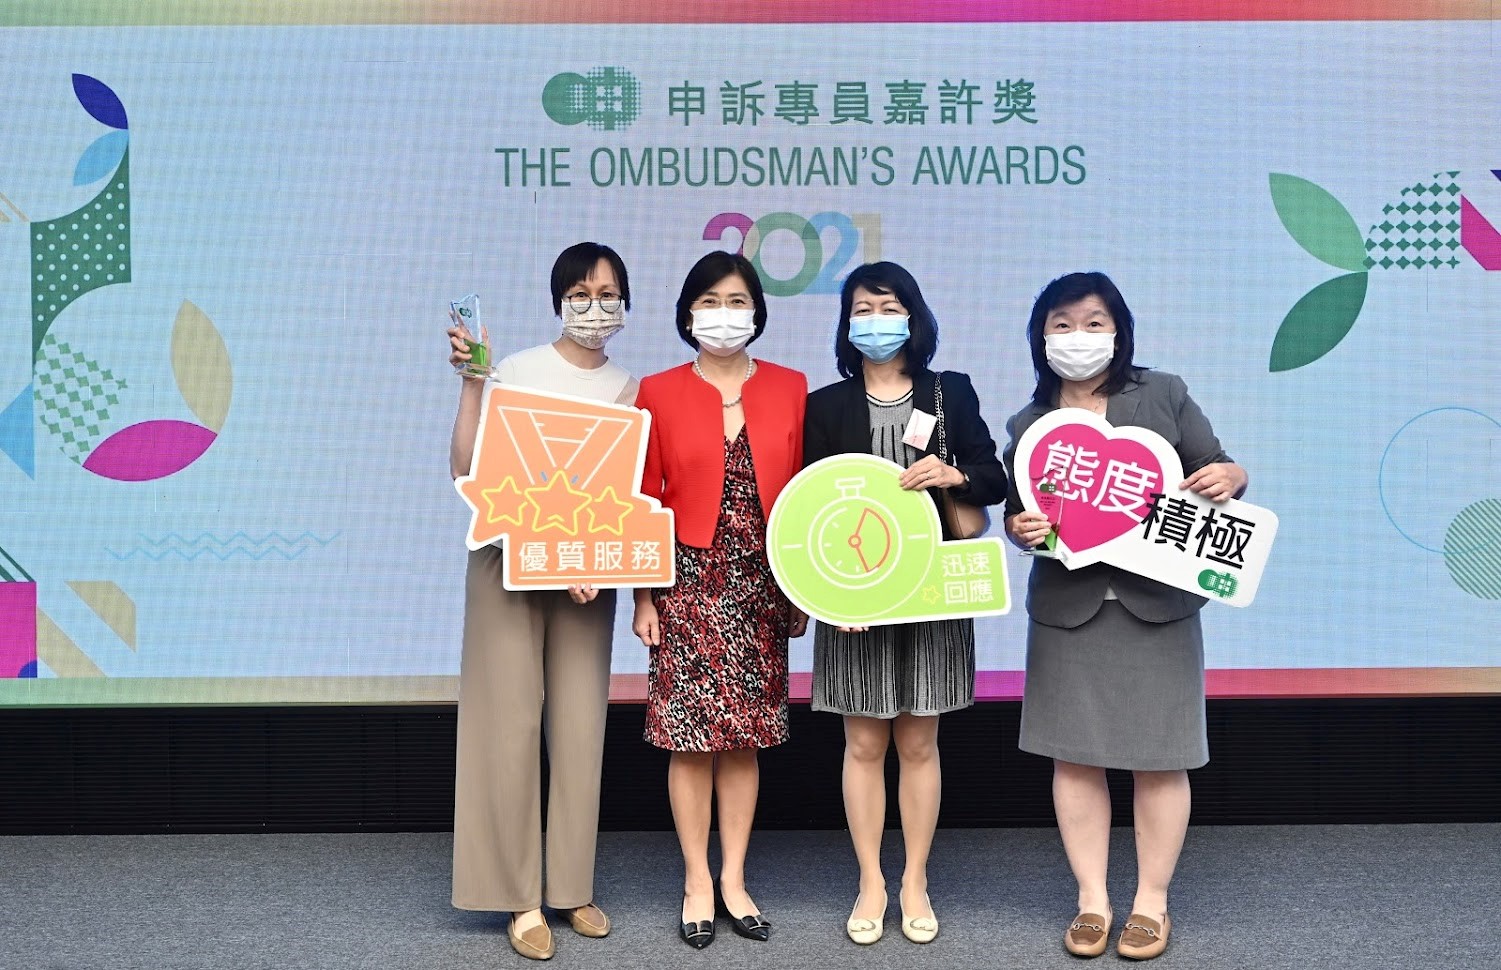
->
[632, 251, 808, 950]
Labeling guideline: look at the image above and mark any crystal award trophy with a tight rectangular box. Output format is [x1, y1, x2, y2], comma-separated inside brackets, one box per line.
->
[449, 293, 491, 379]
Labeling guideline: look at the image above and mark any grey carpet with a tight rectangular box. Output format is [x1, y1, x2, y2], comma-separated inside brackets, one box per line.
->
[2, 825, 1496, 970]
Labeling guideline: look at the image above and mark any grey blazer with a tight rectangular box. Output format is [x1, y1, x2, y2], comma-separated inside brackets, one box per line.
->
[1001, 370, 1235, 629]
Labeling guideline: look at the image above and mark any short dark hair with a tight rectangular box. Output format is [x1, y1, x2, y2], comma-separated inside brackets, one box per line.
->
[674, 251, 768, 350]
[834, 262, 939, 378]
[550, 242, 631, 316]
[1025, 271, 1143, 405]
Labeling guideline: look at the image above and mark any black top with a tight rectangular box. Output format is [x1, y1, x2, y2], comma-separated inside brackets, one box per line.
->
[803, 368, 1009, 541]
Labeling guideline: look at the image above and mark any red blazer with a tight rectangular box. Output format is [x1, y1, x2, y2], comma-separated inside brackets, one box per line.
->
[637, 360, 807, 548]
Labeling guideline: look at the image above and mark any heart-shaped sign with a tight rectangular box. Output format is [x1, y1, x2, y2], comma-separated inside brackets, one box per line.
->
[1014, 408, 1185, 568]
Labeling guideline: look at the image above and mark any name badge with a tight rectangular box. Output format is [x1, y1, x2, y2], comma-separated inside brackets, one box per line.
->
[902, 409, 937, 450]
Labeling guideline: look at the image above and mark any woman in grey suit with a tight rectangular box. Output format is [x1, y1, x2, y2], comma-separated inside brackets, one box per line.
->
[1002, 272, 1247, 962]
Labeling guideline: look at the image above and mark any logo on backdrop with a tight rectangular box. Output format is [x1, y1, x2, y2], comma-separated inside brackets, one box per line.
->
[542, 68, 642, 131]
[767, 454, 1010, 627]
[1012, 409, 1278, 608]
[455, 384, 675, 590]
[507, 69, 1085, 190]
[1268, 169, 1501, 373]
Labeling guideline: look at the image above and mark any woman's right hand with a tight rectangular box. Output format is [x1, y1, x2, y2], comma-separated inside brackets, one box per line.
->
[447, 312, 489, 380]
[1006, 510, 1052, 549]
[633, 599, 661, 647]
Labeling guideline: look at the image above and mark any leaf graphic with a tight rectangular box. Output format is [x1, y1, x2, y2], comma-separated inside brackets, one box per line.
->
[1269, 173, 1368, 272]
[72, 130, 128, 186]
[72, 74, 128, 129]
[170, 300, 232, 433]
[1269, 272, 1368, 372]
[82, 420, 217, 482]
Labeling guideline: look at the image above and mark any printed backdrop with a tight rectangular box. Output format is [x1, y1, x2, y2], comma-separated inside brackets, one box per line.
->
[1, 5, 1498, 703]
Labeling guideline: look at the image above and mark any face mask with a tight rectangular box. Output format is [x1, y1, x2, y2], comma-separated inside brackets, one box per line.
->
[561, 303, 625, 350]
[691, 307, 756, 356]
[848, 313, 910, 363]
[1045, 330, 1115, 381]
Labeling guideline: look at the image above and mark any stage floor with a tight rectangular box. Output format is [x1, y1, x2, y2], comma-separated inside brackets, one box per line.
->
[4, 824, 1494, 969]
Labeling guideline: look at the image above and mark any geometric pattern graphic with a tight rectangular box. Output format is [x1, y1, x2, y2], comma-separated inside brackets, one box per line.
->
[36, 609, 105, 677]
[0, 582, 39, 678]
[170, 300, 232, 433]
[3, 74, 230, 483]
[1272, 168, 1501, 373]
[0, 73, 240, 682]
[0, 383, 36, 477]
[1460, 193, 1501, 271]
[1379, 407, 1501, 599]
[65, 580, 137, 649]
[103, 532, 341, 562]
[1364, 171, 1462, 270]
[30, 151, 131, 357]
[33, 334, 127, 463]
[1444, 499, 1501, 600]
[81, 418, 218, 482]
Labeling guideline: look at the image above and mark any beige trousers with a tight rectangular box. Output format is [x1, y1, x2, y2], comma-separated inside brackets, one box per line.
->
[451, 546, 616, 912]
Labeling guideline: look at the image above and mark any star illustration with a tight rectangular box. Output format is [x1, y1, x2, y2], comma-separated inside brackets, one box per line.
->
[480, 476, 527, 527]
[922, 585, 941, 605]
[586, 485, 634, 536]
[525, 470, 593, 535]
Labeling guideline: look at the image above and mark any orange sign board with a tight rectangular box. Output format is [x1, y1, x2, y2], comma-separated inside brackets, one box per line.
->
[455, 384, 675, 590]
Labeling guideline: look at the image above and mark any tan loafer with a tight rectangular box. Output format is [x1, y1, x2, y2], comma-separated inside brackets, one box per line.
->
[1117, 913, 1170, 960]
[566, 903, 611, 938]
[1064, 912, 1112, 957]
[508, 912, 555, 961]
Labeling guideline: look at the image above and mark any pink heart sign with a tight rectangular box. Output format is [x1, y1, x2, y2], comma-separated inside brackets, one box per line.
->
[1014, 408, 1185, 568]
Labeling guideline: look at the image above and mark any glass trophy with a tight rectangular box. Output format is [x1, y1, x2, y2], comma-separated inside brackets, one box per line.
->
[1022, 476, 1068, 562]
[449, 293, 492, 379]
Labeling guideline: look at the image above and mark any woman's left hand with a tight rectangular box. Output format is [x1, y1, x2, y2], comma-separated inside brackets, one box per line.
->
[566, 584, 598, 605]
[899, 455, 965, 491]
[788, 607, 808, 639]
[1181, 462, 1247, 503]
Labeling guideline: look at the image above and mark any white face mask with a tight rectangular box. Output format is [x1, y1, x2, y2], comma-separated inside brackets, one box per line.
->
[561, 303, 626, 350]
[691, 307, 756, 356]
[1045, 330, 1115, 382]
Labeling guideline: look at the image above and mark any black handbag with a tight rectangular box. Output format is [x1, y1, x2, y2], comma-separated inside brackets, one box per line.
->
[933, 374, 991, 539]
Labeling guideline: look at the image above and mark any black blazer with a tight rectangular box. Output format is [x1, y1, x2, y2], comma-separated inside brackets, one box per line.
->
[804, 368, 1009, 541]
[1001, 369, 1236, 628]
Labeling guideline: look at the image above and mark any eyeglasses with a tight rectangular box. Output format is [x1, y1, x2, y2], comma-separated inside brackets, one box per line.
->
[566, 294, 623, 314]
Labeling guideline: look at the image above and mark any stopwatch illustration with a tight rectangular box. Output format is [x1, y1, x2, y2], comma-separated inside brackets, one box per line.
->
[768, 454, 942, 625]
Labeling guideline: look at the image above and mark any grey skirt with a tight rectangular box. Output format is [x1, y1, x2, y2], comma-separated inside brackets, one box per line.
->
[1019, 601, 1208, 771]
[812, 619, 975, 718]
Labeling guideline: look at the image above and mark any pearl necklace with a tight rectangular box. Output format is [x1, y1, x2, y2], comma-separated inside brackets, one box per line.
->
[693, 356, 756, 409]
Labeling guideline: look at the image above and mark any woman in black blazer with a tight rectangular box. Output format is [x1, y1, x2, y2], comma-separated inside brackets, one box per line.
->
[802, 262, 1007, 946]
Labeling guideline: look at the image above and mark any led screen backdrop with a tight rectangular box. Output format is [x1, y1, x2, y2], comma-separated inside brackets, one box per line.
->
[1, 3, 1498, 704]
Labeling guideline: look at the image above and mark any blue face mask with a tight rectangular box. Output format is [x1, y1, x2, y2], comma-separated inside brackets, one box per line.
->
[848, 313, 910, 363]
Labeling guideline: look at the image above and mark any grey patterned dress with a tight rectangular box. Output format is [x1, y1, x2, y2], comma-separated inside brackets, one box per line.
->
[811, 389, 976, 718]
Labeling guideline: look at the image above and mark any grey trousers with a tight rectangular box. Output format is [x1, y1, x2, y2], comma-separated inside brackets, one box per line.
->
[451, 546, 616, 912]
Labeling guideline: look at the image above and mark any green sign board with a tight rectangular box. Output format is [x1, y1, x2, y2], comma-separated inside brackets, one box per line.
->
[768, 455, 1010, 626]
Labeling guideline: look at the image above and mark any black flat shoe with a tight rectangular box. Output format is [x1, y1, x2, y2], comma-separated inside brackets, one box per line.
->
[714, 881, 771, 941]
[727, 913, 772, 941]
[679, 919, 715, 950]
